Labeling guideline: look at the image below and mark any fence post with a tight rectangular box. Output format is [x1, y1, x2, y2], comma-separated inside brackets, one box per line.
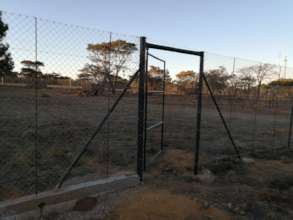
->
[137, 36, 146, 181]
[160, 60, 166, 151]
[287, 103, 293, 149]
[194, 52, 204, 175]
[34, 16, 39, 195]
[143, 49, 148, 171]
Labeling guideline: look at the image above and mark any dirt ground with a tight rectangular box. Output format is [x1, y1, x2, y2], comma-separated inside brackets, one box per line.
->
[27, 149, 293, 220]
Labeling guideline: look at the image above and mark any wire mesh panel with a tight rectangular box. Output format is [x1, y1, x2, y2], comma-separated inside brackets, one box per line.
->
[0, 12, 37, 199]
[0, 11, 139, 201]
[203, 52, 293, 163]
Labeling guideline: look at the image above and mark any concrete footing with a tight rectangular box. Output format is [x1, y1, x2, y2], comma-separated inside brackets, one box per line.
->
[0, 174, 139, 219]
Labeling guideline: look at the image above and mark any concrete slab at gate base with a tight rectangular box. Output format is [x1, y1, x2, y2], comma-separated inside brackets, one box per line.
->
[0, 174, 139, 218]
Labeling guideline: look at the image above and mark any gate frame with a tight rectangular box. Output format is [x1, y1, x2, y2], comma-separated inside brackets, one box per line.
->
[137, 37, 241, 181]
[137, 37, 205, 181]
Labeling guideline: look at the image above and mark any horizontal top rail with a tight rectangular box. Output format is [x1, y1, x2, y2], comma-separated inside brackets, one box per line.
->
[147, 121, 163, 131]
[146, 42, 204, 56]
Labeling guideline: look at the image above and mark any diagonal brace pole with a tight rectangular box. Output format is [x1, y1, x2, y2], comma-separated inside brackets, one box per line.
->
[56, 70, 140, 188]
[202, 73, 241, 160]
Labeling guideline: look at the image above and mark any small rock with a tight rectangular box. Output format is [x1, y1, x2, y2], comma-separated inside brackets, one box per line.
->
[197, 169, 215, 184]
[240, 210, 246, 216]
[227, 203, 233, 209]
[242, 157, 255, 164]
[203, 201, 210, 209]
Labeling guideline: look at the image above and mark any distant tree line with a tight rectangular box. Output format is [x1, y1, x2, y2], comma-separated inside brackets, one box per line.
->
[1, 13, 293, 98]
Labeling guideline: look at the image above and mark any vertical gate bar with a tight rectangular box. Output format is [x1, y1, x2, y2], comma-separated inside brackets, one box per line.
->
[137, 36, 146, 181]
[194, 53, 204, 175]
[287, 103, 293, 149]
[143, 49, 149, 171]
[160, 60, 166, 151]
[34, 16, 39, 195]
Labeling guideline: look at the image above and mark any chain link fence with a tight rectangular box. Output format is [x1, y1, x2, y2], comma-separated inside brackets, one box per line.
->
[145, 48, 293, 172]
[201, 53, 293, 161]
[1, 10, 293, 202]
[0, 11, 140, 201]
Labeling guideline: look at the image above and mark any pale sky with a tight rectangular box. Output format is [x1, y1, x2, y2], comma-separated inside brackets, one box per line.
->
[1, 0, 293, 78]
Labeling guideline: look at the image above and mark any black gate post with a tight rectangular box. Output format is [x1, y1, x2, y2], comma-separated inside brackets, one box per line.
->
[137, 36, 146, 181]
[143, 49, 149, 171]
[194, 52, 204, 175]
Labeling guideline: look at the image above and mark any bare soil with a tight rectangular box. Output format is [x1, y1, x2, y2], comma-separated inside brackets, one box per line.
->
[28, 149, 293, 220]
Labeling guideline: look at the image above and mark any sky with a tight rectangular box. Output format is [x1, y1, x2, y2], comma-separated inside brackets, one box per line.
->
[1, 0, 293, 78]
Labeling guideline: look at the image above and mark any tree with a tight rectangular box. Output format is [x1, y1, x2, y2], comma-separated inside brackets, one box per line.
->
[205, 66, 230, 94]
[81, 39, 137, 95]
[176, 70, 196, 85]
[20, 60, 44, 79]
[147, 65, 170, 90]
[269, 79, 293, 87]
[0, 12, 14, 79]
[43, 72, 70, 84]
[238, 63, 277, 98]
[44, 72, 61, 80]
[78, 72, 92, 81]
[237, 67, 256, 93]
[175, 70, 197, 94]
[226, 73, 241, 96]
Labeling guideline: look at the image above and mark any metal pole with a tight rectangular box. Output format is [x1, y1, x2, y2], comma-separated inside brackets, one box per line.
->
[202, 73, 241, 160]
[137, 37, 146, 181]
[106, 32, 112, 176]
[143, 49, 149, 171]
[57, 70, 139, 188]
[287, 102, 293, 149]
[34, 16, 39, 195]
[160, 61, 166, 151]
[229, 57, 236, 122]
[194, 53, 204, 175]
